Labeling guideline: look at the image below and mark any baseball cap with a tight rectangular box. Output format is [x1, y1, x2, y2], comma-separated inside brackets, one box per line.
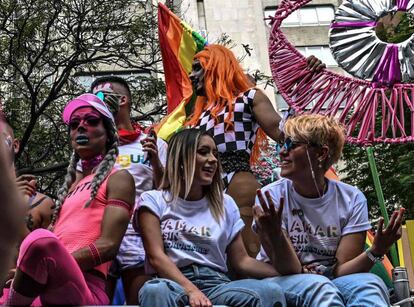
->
[62, 93, 115, 124]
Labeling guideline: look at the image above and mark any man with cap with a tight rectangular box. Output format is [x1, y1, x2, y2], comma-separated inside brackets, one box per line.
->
[5, 93, 135, 306]
[89, 76, 167, 305]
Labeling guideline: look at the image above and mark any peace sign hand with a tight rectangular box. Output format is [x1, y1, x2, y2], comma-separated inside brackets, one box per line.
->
[372, 208, 405, 256]
[253, 189, 284, 241]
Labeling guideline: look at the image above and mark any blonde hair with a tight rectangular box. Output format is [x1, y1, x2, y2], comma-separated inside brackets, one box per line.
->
[160, 128, 224, 223]
[284, 114, 345, 168]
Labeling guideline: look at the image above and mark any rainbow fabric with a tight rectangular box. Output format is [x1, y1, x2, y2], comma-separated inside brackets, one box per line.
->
[156, 3, 207, 140]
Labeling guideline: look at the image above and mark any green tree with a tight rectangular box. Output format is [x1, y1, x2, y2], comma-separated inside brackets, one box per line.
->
[341, 142, 414, 220]
[0, 0, 166, 196]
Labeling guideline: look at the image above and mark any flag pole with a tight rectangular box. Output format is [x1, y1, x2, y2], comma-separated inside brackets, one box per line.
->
[366, 146, 399, 267]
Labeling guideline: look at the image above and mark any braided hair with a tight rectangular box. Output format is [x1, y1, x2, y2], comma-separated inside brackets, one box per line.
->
[86, 119, 119, 206]
[49, 151, 80, 228]
[49, 117, 118, 229]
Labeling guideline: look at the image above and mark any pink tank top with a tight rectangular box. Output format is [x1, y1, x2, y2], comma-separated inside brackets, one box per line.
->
[53, 169, 116, 276]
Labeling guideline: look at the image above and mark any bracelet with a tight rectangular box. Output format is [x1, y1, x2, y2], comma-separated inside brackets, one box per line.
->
[88, 243, 102, 266]
[108, 198, 133, 216]
[365, 247, 384, 263]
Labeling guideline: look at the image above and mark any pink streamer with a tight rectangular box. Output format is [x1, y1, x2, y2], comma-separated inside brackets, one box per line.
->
[269, 0, 414, 145]
[373, 44, 402, 87]
[397, 0, 410, 10]
[330, 21, 377, 28]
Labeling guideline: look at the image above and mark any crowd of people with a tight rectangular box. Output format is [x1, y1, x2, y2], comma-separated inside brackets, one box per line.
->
[0, 43, 404, 306]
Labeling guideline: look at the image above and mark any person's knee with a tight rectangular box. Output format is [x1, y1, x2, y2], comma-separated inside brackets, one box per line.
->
[255, 280, 285, 298]
[259, 282, 286, 306]
[19, 229, 59, 260]
[297, 274, 333, 289]
[335, 273, 387, 291]
[224, 281, 287, 307]
[364, 273, 387, 289]
[277, 274, 341, 306]
[333, 273, 389, 306]
[139, 279, 175, 300]
[352, 273, 388, 294]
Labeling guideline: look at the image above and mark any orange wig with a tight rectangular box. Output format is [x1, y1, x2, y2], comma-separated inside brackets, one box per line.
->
[185, 44, 267, 164]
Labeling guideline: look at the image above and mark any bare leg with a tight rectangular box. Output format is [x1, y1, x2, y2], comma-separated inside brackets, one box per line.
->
[105, 275, 117, 303]
[226, 171, 261, 258]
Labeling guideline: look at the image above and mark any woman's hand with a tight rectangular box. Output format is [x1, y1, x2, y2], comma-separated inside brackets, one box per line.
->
[141, 128, 159, 166]
[372, 208, 405, 256]
[253, 190, 284, 240]
[302, 263, 319, 274]
[187, 288, 212, 307]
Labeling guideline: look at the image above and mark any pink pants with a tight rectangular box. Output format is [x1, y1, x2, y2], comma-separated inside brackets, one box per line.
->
[3, 229, 109, 306]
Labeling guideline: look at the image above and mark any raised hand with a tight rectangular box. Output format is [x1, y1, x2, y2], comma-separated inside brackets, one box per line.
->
[15, 174, 37, 203]
[306, 55, 326, 72]
[141, 127, 159, 166]
[372, 208, 405, 256]
[253, 189, 284, 240]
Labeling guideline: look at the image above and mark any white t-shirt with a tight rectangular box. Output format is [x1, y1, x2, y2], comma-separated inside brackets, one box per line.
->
[116, 134, 167, 235]
[116, 135, 167, 201]
[138, 190, 244, 274]
[255, 178, 371, 269]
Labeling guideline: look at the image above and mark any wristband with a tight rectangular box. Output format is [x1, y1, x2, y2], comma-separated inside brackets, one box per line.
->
[88, 243, 102, 266]
[365, 247, 384, 263]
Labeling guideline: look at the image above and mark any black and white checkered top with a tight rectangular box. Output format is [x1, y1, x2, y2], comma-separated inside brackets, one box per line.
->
[196, 89, 259, 187]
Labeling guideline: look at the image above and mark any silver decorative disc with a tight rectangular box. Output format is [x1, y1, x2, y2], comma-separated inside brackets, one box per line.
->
[329, 0, 414, 83]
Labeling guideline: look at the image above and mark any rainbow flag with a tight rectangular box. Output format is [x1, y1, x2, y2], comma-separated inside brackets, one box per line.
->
[156, 3, 207, 140]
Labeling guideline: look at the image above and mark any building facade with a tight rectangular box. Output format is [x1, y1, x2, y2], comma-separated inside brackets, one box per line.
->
[174, 0, 344, 111]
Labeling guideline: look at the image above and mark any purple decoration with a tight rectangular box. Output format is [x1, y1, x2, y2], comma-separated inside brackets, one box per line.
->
[396, 0, 410, 11]
[330, 21, 377, 28]
[372, 44, 402, 86]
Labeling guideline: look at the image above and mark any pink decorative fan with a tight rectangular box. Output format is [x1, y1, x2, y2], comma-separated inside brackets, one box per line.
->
[269, 0, 414, 145]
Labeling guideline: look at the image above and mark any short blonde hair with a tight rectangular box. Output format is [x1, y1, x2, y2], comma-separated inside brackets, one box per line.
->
[284, 114, 345, 167]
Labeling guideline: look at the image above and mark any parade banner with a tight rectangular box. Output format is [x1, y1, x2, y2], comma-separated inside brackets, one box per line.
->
[156, 3, 207, 140]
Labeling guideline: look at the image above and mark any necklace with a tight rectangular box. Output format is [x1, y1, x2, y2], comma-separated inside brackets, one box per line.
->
[81, 154, 104, 171]
[306, 147, 327, 198]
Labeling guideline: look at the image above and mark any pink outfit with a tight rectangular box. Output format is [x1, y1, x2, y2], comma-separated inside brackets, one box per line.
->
[3, 171, 116, 305]
[14, 229, 108, 305]
[53, 170, 115, 276]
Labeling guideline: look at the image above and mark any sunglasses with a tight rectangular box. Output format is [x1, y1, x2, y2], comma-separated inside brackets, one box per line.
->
[95, 91, 122, 113]
[95, 91, 123, 102]
[95, 91, 106, 101]
[276, 137, 319, 153]
[69, 116, 102, 130]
